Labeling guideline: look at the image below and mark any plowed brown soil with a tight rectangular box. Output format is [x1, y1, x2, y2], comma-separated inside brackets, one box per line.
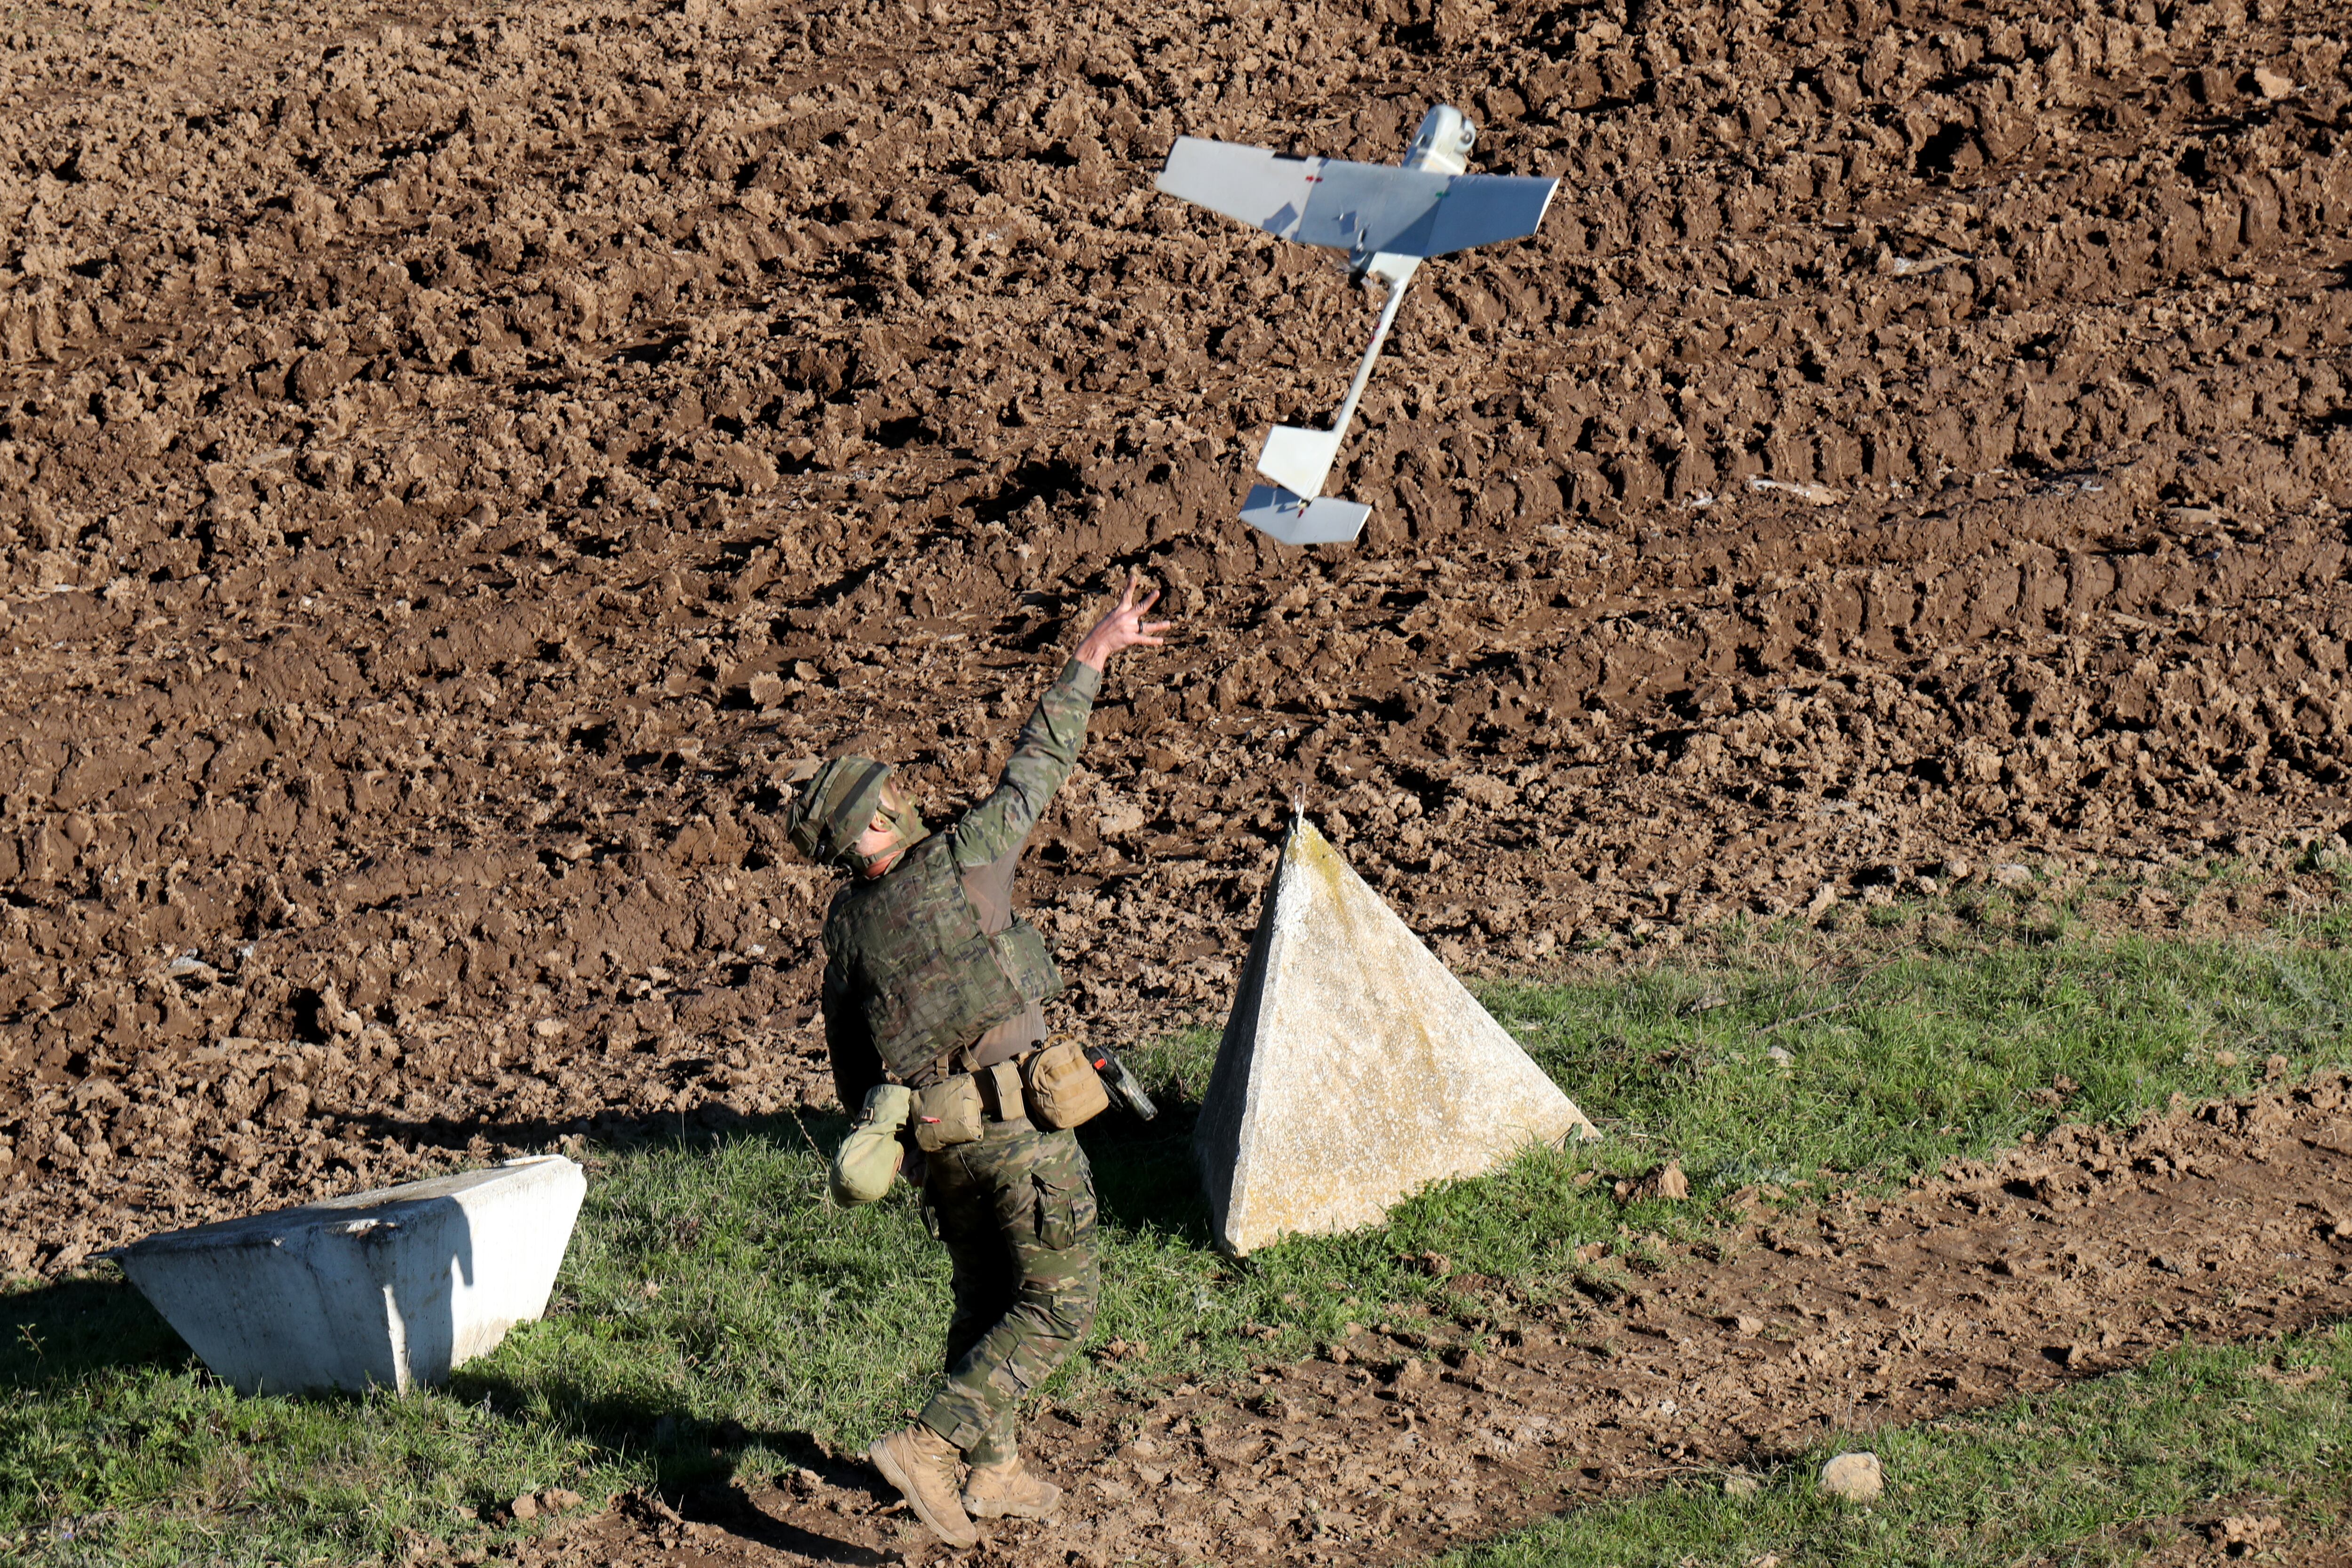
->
[3, 0, 2351, 1551]
[7, 0, 2351, 1267]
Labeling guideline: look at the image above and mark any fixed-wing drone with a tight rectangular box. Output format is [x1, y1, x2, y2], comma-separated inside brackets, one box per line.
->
[1155, 106, 1557, 545]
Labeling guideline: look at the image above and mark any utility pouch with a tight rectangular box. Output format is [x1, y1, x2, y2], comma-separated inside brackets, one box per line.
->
[911, 1074, 984, 1152]
[983, 1059, 1028, 1124]
[830, 1083, 911, 1206]
[1022, 1036, 1111, 1131]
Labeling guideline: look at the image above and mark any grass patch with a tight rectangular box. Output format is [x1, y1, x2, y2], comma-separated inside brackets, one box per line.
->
[1445, 1323, 2352, 1568]
[4, 916, 2349, 1562]
[0, 1281, 621, 1564]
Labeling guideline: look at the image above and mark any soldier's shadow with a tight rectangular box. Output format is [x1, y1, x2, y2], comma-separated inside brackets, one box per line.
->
[1075, 1100, 1218, 1246]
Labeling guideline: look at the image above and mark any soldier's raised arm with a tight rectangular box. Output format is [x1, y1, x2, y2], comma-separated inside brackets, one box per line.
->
[947, 572, 1170, 870]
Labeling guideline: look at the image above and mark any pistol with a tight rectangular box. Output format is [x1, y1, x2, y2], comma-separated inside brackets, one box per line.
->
[1085, 1043, 1159, 1121]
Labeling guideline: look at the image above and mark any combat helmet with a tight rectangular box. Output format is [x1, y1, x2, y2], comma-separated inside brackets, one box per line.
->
[784, 755, 897, 868]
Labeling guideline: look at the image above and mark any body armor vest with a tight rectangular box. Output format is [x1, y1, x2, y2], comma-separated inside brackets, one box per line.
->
[823, 832, 1065, 1080]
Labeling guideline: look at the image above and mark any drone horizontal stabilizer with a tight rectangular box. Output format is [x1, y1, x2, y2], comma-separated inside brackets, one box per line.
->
[1156, 138, 1556, 261]
[1240, 485, 1372, 546]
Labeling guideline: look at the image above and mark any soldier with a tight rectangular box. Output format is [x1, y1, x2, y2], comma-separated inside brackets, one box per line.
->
[782, 572, 1170, 1547]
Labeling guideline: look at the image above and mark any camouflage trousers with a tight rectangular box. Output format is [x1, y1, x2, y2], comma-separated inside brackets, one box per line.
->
[916, 1119, 1100, 1466]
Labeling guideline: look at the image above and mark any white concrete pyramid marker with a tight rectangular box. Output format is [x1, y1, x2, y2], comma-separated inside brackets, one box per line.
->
[111, 1156, 585, 1396]
[1196, 816, 1596, 1255]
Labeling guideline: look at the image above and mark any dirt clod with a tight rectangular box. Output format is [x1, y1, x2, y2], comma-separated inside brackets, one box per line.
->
[2212, 1513, 2286, 1555]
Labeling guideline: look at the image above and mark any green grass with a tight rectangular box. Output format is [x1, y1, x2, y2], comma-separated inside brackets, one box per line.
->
[1446, 1325, 2352, 1568]
[5, 912, 2350, 1563]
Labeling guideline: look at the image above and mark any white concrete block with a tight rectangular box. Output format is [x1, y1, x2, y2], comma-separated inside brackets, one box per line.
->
[112, 1156, 585, 1395]
[1196, 816, 1596, 1255]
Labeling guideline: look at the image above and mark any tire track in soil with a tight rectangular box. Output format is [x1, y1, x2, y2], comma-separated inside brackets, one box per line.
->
[2, 0, 2352, 1457]
[511, 1074, 2352, 1567]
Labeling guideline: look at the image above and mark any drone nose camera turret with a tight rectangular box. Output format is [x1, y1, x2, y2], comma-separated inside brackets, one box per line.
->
[1408, 105, 1477, 176]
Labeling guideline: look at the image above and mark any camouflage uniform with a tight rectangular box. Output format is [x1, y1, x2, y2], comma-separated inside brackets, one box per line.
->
[819, 658, 1104, 1469]
[920, 1120, 1099, 1463]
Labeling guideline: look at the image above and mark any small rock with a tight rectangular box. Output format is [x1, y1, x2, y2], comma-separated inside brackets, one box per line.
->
[1723, 1472, 1762, 1497]
[1991, 862, 2034, 890]
[1766, 1045, 1795, 1069]
[1941, 856, 1973, 881]
[1818, 1450, 1883, 1502]
[509, 1492, 539, 1521]
[2251, 66, 2294, 98]
[1722, 1314, 1765, 1336]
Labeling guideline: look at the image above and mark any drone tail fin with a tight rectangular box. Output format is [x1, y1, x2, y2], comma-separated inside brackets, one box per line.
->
[1255, 424, 1345, 500]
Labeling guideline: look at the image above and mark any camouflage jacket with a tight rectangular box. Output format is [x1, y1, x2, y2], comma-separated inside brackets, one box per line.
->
[822, 657, 1100, 1103]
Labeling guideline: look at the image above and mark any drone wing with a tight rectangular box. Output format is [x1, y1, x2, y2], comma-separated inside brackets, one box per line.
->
[1156, 137, 1557, 261]
[1406, 171, 1559, 257]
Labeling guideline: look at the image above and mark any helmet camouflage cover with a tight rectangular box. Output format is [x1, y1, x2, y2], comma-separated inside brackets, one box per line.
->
[784, 755, 895, 868]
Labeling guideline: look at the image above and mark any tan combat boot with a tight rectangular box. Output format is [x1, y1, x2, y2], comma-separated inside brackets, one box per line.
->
[963, 1457, 1063, 1520]
[868, 1425, 978, 1547]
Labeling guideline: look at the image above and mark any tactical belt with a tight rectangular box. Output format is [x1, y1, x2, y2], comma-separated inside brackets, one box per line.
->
[933, 1041, 1040, 1124]
[912, 1036, 1109, 1141]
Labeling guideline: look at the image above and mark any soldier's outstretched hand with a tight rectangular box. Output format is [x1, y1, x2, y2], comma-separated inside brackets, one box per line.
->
[1074, 570, 1173, 672]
